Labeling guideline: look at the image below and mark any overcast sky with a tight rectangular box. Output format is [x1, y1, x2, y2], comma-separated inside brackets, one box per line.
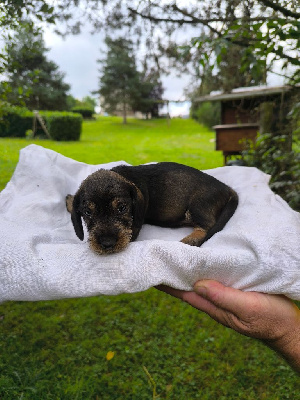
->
[44, 26, 191, 116]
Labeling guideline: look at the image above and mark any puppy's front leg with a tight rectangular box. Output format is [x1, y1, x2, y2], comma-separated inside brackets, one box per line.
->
[181, 227, 207, 247]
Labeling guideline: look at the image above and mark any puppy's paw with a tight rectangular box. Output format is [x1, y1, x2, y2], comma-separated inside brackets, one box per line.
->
[181, 228, 207, 247]
[66, 194, 74, 213]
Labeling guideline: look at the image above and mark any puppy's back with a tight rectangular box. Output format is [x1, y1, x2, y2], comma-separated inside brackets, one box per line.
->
[113, 162, 238, 232]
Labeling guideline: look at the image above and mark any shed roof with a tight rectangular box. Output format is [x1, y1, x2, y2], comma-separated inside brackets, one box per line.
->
[193, 84, 298, 103]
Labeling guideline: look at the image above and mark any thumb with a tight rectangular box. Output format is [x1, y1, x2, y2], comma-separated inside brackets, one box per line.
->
[194, 280, 251, 315]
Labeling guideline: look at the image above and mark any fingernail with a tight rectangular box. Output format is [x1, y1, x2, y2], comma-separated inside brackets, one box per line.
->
[194, 283, 208, 298]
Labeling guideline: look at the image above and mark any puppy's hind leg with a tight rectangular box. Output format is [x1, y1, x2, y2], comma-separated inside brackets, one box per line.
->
[180, 196, 215, 247]
[181, 227, 207, 247]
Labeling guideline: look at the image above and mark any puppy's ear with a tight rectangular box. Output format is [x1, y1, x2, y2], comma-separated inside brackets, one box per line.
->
[130, 184, 146, 241]
[71, 193, 84, 240]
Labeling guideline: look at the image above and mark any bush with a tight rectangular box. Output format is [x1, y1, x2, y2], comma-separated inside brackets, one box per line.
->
[0, 106, 33, 137]
[42, 111, 83, 141]
[0, 107, 83, 141]
[243, 99, 300, 212]
[191, 101, 221, 128]
[71, 107, 94, 119]
[243, 132, 300, 211]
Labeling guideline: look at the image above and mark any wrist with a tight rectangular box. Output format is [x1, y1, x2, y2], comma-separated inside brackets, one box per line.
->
[264, 323, 300, 374]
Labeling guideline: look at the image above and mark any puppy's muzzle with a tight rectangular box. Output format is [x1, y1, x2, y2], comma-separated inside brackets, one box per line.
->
[98, 235, 117, 251]
[88, 224, 133, 255]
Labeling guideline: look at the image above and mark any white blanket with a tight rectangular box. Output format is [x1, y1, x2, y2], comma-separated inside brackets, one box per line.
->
[0, 144, 299, 303]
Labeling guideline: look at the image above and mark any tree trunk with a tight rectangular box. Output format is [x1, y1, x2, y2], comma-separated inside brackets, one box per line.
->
[122, 101, 127, 124]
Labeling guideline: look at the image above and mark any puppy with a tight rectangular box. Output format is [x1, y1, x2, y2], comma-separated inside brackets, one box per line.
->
[66, 162, 238, 255]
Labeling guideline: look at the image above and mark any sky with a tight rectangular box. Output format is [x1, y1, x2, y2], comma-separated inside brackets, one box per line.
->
[44, 27, 191, 117]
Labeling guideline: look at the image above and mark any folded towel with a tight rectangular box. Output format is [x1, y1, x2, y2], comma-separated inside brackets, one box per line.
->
[0, 144, 299, 303]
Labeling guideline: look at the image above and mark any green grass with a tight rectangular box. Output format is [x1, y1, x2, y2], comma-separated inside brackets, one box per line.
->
[0, 117, 299, 399]
[0, 116, 221, 191]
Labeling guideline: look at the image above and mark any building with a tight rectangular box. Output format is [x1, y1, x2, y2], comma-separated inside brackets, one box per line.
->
[194, 85, 299, 164]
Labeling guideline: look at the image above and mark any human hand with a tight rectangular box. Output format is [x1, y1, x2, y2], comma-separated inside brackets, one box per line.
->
[157, 280, 300, 373]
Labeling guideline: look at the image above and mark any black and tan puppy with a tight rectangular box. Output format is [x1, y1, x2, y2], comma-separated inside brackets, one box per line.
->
[66, 162, 238, 255]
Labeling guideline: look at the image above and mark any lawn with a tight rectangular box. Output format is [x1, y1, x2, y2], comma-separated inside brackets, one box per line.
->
[0, 117, 299, 399]
[0, 116, 222, 191]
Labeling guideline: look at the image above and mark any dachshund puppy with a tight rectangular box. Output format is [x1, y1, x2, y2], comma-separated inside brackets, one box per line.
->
[66, 162, 238, 255]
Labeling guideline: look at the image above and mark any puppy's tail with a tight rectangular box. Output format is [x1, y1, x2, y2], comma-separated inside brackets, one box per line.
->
[202, 189, 239, 245]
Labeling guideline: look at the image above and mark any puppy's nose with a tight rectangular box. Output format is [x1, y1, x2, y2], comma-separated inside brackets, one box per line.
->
[99, 236, 117, 250]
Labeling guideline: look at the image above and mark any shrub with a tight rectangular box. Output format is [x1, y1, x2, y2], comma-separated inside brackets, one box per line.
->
[0, 106, 33, 137]
[71, 107, 94, 119]
[191, 101, 221, 128]
[243, 99, 300, 212]
[243, 132, 300, 211]
[41, 111, 83, 141]
[0, 108, 83, 141]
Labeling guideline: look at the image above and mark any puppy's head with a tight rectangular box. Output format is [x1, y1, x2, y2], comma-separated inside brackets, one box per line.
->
[69, 169, 145, 255]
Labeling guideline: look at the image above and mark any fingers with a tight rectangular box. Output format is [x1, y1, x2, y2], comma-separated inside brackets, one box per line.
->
[157, 281, 254, 317]
[192, 281, 300, 339]
[155, 285, 185, 299]
[157, 281, 257, 331]
[156, 284, 222, 317]
[193, 280, 254, 316]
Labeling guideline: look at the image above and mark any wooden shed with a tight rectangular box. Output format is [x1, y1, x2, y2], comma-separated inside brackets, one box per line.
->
[194, 85, 297, 164]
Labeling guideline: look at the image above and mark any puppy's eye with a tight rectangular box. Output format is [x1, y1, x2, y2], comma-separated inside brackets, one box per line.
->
[117, 202, 127, 214]
[83, 209, 92, 218]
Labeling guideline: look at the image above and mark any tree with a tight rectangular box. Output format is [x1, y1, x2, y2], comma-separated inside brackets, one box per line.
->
[0, 2, 55, 105]
[97, 38, 141, 124]
[80, 96, 97, 110]
[131, 66, 164, 118]
[142, 66, 164, 118]
[66, 95, 97, 111]
[2, 2, 298, 88]
[0, 1, 55, 27]
[1, 23, 70, 110]
[124, 0, 299, 85]
[97, 37, 163, 123]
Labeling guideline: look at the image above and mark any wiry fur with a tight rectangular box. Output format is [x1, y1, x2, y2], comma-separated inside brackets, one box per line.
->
[66, 162, 238, 255]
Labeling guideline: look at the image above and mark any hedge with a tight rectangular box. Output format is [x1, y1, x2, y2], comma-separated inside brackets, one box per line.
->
[0, 107, 33, 138]
[41, 111, 82, 141]
[0, 107, 82, 141]
[71, 107, 94, 119]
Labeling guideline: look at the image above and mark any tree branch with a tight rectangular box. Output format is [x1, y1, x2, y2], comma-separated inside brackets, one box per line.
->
[171, 4, 222, 35]
[258, 0, 300, 19]
[128, 7, 276, 25]
[128, 7, 196, 25]
[128, 5, 300, 66]
[267, 68, 299, 83]
[271, 49, 300, 66]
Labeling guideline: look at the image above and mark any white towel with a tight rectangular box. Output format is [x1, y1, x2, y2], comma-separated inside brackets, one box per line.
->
[0, 144, 299, 303]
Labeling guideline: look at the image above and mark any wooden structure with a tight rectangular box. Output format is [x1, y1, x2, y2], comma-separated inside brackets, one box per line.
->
[194, 85, 297, 164]
[32, 111, 51, 139]
[214, 123, 259, 160]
